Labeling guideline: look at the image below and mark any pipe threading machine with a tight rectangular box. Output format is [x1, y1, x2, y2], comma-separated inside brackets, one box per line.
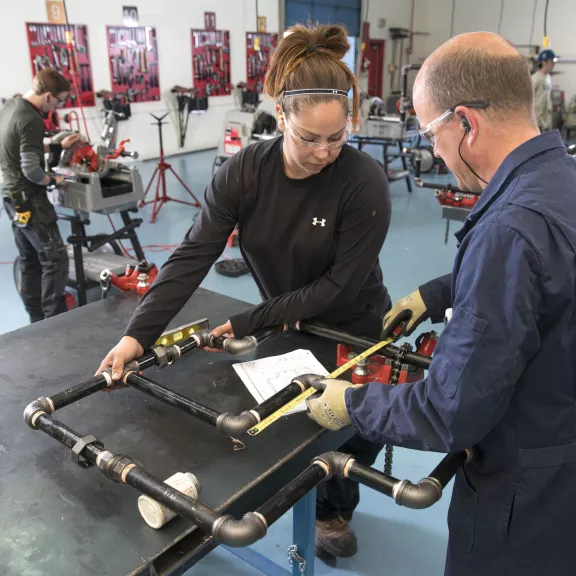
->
[24, 319, 470, 547]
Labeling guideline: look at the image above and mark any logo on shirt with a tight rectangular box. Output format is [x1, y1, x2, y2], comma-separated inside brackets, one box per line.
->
[312, 218, 326, 227]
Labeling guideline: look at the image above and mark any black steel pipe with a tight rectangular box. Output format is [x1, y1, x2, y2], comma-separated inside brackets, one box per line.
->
[347, 461, 397, 498]
[217, 375, 321, 437]
[35, 414, 103, 463]
[136, 352, 161, 371]
[252, 382, 303, 420]
[177, 338, 200, 355]
[49, 375, 108, 410]
[428, 450, 470, 487]
[255, 463, 328, 525]
[297, 321, 432, 369]
[125, 373, 220, 426]
[26, 407, 467, 546]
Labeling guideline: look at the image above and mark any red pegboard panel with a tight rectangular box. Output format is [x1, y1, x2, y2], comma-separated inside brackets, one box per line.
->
[191, 29, 231, 98]
[106, 26, 160, 102]
[246, 32, 277, 93]
[26, 23, 95, 108]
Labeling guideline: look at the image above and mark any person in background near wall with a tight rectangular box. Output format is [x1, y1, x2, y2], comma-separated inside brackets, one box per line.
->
[0, 68, 81, 322]
[532, 49, 556, 132]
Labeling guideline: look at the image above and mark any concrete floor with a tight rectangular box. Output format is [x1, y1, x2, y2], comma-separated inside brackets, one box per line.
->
[0, 145, 460, 575]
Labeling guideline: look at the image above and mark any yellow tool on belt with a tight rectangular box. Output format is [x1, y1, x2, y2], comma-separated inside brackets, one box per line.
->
[247, 334, 396, 436]
[14, 211, 32, 226]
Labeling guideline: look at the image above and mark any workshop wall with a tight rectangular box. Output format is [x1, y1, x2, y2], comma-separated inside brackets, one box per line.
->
[364, 0, 430, 98]
[0, 0, 278, 161]
[418, 0, 576, 102]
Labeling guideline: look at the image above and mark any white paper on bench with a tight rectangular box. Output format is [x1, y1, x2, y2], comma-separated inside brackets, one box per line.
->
[232, 349, 329, 415]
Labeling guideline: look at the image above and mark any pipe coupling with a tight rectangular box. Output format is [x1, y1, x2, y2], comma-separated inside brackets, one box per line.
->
[104, 453, 137, 483]
[191, 330, 211, 348]
[150, 345, 180, 369]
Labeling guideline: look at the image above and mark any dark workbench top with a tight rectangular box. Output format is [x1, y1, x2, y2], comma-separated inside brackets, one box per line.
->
[0, 289, 350, 576]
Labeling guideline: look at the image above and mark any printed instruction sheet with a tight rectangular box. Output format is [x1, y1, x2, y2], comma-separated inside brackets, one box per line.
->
[233, 349, 329, 414]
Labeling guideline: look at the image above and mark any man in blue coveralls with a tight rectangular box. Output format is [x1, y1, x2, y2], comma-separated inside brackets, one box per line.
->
[306, 32, 576, 576]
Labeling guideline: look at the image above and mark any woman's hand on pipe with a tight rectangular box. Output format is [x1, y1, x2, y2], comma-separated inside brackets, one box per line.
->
[96, 335, 144, 388]
[205, 320, 234, 353]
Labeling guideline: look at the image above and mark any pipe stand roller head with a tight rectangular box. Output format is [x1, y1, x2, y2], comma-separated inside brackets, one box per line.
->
[138, 472, 201, 529]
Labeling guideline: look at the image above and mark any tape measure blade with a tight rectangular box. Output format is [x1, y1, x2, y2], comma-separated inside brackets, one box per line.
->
[247, 387, 317, 436]
[246, 336, 394, 436]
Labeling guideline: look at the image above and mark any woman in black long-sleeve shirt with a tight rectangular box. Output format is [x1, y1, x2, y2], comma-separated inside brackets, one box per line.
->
[98, 23, 391, 559]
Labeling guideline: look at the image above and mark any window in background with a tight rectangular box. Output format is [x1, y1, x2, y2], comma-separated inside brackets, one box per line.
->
[285, 0, 361, 38]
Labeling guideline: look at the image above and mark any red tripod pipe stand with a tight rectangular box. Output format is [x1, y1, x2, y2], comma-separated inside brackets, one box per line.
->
[140, 113, 201, 223]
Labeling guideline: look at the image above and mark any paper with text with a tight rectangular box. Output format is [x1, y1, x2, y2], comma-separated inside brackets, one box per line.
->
[233, 349, 329, 414]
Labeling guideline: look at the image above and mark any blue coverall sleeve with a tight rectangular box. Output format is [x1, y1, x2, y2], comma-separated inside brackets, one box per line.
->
[419, 273, 452, 323]
[345, 223, 542, 452]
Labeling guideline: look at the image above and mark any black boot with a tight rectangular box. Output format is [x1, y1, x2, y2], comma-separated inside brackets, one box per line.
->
[315, 516, 358, 558]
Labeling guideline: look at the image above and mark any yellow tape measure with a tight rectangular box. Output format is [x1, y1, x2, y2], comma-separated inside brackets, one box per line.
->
[246, 335, 395, 436]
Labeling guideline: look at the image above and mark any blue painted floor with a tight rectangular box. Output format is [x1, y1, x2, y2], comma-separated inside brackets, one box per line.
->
[0, 146, 459, 575]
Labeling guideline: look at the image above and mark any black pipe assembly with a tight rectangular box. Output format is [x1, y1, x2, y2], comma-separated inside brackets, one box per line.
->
[23, 320, 469, 547]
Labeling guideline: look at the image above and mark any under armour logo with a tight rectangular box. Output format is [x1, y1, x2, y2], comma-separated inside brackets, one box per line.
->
[312, 218, 326, 227]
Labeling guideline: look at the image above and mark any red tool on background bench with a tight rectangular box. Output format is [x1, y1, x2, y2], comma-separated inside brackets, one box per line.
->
[99, 260, 158, 297]
[434, 189, 478, 210]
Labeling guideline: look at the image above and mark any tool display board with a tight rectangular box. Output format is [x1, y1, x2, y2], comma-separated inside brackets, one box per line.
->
[106, 26, 160, 102]
[191, 29, 231, 98]
[246, 32, 277, 93]
[26, 23, 95, 108]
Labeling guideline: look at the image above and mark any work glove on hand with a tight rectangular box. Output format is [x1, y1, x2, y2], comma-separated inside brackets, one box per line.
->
[381, 289, 428, 339]
[306, 379, 361, 431]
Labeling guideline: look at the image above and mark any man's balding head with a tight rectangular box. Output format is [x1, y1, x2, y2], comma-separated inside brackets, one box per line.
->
[415, 32, 534, 122]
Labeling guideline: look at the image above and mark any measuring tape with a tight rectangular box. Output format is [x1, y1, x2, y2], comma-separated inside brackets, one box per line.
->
[246, 335, 395, 436]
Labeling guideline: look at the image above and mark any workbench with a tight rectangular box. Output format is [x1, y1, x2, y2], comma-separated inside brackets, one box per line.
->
[0, 289, 351, 575]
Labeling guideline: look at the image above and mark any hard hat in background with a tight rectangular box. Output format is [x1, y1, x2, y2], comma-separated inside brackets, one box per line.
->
[538, 49, 557, 63]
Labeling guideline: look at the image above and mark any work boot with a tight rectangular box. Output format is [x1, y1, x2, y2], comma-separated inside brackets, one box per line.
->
[315, 515, 358, 558]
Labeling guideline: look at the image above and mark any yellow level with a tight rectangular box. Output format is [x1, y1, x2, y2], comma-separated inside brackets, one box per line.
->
[247, 335, 395, 436]
[154, 318, 209, 346]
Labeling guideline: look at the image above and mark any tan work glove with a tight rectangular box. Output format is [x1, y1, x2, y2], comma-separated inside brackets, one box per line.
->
[306, 379, 361, 431]
[381, 289, 428, 339]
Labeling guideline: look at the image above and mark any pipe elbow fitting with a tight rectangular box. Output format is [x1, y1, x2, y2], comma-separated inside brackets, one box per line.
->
[222, 336, 257, 356]
[216, 411, 259, 436]
[292, 373, 323, 390]
[23, 397, 54, 429]
[212, 512, 267, 547]
[312, 451, 354, 479]
[393, 477, 443, 509]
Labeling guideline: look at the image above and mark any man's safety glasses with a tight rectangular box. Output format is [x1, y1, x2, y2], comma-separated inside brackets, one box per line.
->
[419, 100, 489, 145]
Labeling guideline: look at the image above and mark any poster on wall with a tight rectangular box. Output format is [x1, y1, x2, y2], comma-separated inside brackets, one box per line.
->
[106, 26, 160, 102]
[25, 22, 95, 108]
